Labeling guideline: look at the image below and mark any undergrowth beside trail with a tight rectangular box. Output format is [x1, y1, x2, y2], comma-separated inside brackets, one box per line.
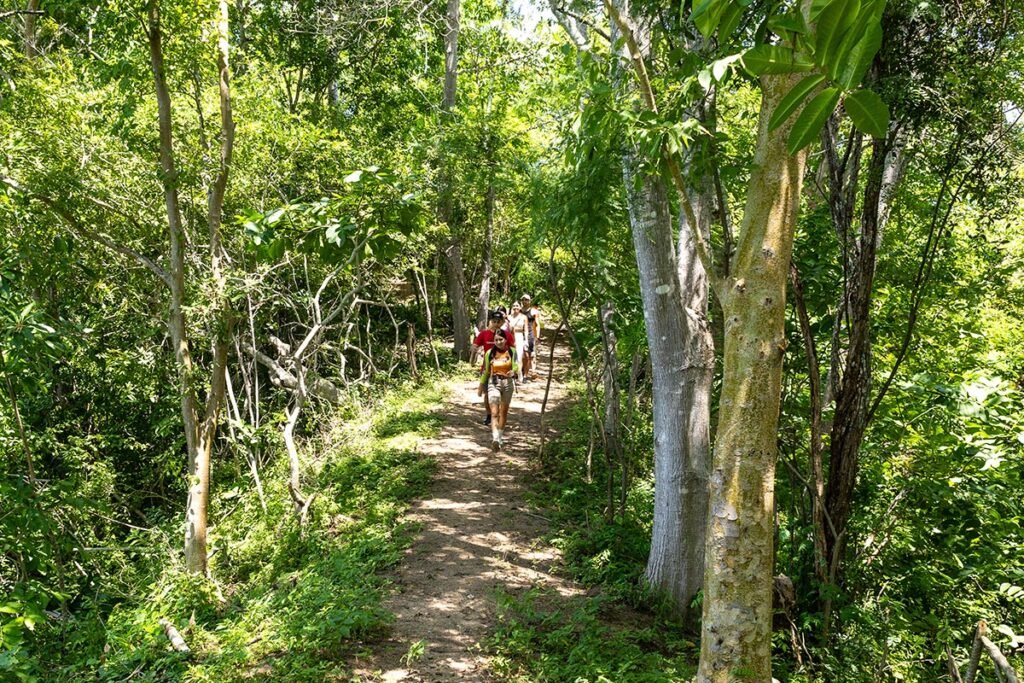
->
[31, 372, 451, 683]
[488, 380, 699, 683]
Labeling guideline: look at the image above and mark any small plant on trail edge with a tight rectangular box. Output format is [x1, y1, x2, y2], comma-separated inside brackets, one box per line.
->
[401, 639, 426, 666]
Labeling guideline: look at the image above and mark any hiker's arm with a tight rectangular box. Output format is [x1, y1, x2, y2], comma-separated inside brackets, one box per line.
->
[478, 353, 490, 395]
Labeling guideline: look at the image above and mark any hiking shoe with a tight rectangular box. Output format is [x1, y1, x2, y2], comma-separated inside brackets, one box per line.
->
[483, 414, 492, 426]
[491, 439, 500, 452]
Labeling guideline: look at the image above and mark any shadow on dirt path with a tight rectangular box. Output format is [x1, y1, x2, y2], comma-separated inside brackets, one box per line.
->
[350, 332, 578, 682]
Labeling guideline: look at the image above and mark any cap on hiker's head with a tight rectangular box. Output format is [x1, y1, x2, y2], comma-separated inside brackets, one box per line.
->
[489, 309, 505, 321]
[521, 294, 531, 302]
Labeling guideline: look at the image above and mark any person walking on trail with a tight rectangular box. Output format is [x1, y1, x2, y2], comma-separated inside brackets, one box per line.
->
[521, 294, 541, 381]
[478, 329, 518, 451]
[507, 302, 528, 382]
[472, 310, 516, 425]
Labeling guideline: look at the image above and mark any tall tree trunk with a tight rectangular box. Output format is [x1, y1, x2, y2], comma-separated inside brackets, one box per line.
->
[148, 0, 204, 574]
[697, 73, 808, 682]
[621, 159, 707, 622]
[23, 0, 40, 58]
[475, 180, 495, 330]
[148, 0, 235, 575]
[439, 0, 469, 360]
[611, 0, 711, 625]
[599, 302, 622, 520]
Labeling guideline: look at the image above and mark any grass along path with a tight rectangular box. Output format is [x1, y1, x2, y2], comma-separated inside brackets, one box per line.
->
[352, 335, 579, 682]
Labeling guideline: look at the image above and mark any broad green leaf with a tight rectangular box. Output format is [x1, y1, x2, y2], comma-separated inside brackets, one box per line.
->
[769, 73, 826, 131]
[815, 0, 860, 68]
[344, 170, 363, 183]
[742, 45, 815, 76]
[768, 11, 808, 35]
[834, 22, 882, 88]
[787, 86, 841, 153]
[844, 88, 889, 137]
[692, 0, 730, 38]
[717, 1, 744, 42]
[809, 0, 833, 19]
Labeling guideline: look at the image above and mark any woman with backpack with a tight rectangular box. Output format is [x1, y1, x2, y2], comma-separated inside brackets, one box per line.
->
[477, 329, 518, 451]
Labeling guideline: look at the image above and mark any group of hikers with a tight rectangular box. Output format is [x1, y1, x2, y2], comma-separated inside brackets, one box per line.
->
[472, 294, 542, 452]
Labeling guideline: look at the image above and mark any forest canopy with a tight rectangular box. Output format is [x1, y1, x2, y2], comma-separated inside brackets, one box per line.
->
[1, 0, 1023, 681]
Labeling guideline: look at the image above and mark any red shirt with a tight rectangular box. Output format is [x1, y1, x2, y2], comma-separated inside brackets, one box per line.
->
[473, 327, 515, 352]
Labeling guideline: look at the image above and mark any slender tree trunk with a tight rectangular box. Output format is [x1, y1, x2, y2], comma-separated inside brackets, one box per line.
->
[148, 0, 205, 574]
[599, 302, 622, 520]
[443, 0, 459, 110]
[475, 180, 495, 330]
[438, 0, 469, 361]
[697, 73, 808, 682]
[149, 0, 235, 574]
[790, 265, 828, 586]
[445, 241, 471, 360]
[413, 268, 441, 369]
[0, 348, 34, 484]
[821, 131, 908, 634]
[23, 0, 40, 58]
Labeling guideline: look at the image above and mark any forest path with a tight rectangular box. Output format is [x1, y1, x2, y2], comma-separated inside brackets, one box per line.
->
[351, 333, 580, 682]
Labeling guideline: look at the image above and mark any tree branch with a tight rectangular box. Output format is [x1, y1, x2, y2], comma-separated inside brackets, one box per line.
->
[0, 10, 44, 20]
[1, 174, 173, 289]
[601, 0, 722, 299]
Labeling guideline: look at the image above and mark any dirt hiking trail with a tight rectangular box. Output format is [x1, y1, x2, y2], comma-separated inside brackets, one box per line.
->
[351, 336, 581, 682]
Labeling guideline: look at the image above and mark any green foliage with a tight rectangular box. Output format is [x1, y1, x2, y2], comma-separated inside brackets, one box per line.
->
[489, 384, 698, 680]
[24, 372, 450, 682]
[491, 588, 697, 683]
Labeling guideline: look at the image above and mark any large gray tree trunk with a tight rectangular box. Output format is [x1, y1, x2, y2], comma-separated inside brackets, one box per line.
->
[610, 0, 712, 625]
[620, 159, 709, 623]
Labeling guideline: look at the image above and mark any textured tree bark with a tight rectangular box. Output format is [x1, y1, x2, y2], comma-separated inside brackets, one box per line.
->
[609, 0, 712, 625]
[621, 159, 709, 623]
[821, 131, 908, 633]
[697, 73, 808, 683]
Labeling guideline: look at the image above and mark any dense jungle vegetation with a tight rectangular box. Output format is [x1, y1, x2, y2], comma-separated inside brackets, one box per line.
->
[2, 0, 1023, 681]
